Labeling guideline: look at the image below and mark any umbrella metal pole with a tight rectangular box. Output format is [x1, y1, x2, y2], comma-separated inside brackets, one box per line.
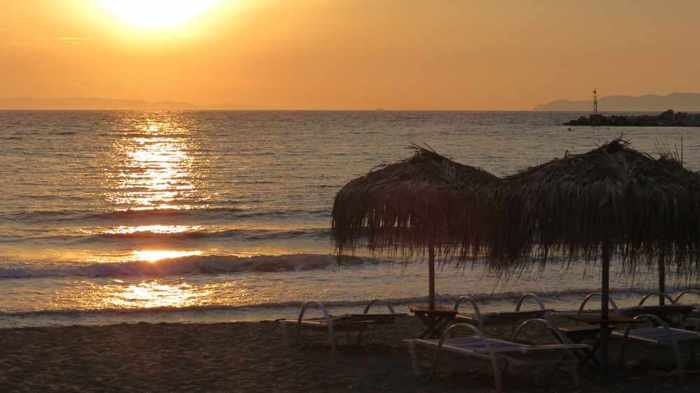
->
[658, 252, 666, 306]
[428, 246, 436, 312]
[600, 241, 611, 382]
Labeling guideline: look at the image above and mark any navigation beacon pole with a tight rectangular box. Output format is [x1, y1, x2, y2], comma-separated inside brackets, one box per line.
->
[593, 89, 598, 113]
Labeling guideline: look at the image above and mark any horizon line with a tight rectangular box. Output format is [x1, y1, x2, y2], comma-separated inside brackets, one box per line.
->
[0, 108, 598, 113]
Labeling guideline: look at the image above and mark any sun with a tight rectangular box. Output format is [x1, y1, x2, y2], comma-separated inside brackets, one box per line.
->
[98, 0, 220, 29]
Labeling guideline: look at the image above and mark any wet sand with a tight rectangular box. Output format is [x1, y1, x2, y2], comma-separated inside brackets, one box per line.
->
[0, 316, 698, 393]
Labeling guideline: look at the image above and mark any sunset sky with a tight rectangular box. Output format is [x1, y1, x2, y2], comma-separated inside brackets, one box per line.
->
[3, 0, 700, 110]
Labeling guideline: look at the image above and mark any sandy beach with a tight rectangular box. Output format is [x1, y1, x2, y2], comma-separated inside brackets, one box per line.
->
[0, 316, 698, 393]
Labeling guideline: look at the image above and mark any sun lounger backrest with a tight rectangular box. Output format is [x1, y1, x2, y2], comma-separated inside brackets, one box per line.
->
[638, 292, 675, 306]
[434, 322, 502, 387]
[577, 292, 618, 315]
[298, 301, 332, 323]
[515, 293, 546, 313]
[673, 290, 700, 305]
[453, 296, 483, 329]
[512, 318, 574, 346]
[363, 299, 396, 314]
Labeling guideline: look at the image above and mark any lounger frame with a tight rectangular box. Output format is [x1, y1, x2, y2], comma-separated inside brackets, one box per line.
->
[280, 299, 397, 357]
[615, 313, 700, 379]
[453, 293, 549, 331]
[407, 319, 590, 393]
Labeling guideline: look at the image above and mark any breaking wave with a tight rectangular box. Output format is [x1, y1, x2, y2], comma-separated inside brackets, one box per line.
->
[0, 254, 379, 280]
[0, 207, 330, 224]
[2, 227, 332, 244]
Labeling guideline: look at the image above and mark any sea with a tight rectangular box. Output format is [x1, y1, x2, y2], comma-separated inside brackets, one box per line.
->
[1, 110, 699, 328]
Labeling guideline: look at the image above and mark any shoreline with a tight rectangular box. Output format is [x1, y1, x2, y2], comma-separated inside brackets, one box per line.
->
[1, 317, 698, 392]
[2, 286, 697, 329]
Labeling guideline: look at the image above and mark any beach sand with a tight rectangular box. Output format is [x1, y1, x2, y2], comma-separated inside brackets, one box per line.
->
[0, 316, 698, 393]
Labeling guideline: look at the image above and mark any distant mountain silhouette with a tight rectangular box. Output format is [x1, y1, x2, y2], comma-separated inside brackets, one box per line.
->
[535, 92, 700, 112]
[0, 97, 197, 110]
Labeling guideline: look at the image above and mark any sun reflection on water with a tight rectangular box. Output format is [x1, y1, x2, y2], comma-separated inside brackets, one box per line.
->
[106, 224, 202, 235]
[111, 281, 207, 309]
[105, 114, 208, 211]
[99, 114, 212, 265]
[133, 249, 203, 262]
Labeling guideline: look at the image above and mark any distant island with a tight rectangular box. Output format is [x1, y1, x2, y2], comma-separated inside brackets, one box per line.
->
[0, 97, 197, 110]
[535, 92, 700, 112]
[565, 110, 700, 127]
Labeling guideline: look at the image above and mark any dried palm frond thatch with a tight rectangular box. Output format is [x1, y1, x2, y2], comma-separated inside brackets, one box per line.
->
[491, 138, 700, 273]
[332, 145, 499, 259]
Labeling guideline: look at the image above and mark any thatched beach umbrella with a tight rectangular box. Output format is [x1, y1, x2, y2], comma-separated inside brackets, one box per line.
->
[491, 139, 700, 376]
[332, 147, 499, 310]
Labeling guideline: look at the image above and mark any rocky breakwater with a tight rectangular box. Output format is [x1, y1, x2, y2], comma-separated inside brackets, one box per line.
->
[566, 110, 700, 127]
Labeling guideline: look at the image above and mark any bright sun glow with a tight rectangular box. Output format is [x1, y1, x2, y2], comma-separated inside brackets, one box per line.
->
[99, 0, 220, 29]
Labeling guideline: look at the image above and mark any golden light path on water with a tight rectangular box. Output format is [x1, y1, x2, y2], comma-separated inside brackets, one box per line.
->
[101, 114, 210, 308]
[132, 250, 203, 263]
[110, 281, 207, 309]
[107, 117, 199, 210]
[105, 224, 202, 235]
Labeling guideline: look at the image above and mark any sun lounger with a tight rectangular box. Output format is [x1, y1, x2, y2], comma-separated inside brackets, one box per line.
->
[551, 291, 622, 324]
[406, 319, 591, 393]
[614, 314, 700, 378]
[616, 292, 694, 326]
[279, 299, 402, 356]
[549, 292, 622, 363]
[672, 290, 700, 329]
[453, 293, 551, 331]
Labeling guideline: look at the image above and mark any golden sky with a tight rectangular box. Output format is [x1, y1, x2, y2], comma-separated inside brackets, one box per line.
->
[2, 0, 700, 110]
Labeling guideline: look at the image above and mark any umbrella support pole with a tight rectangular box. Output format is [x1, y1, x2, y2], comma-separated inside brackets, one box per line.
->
[600, 242, 611, 382]
[428, 246, 436, 312]
[658, 252, 666, 306]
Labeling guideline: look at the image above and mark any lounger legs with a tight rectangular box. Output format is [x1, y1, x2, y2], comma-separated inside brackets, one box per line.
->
[492, 357, 504, 393]
[428, 344, 504, 393]
[671, 340, 684, 382]
[328, 324, 337, 360]
[408, 341, 422, 376]
[281, 322, 290, 346]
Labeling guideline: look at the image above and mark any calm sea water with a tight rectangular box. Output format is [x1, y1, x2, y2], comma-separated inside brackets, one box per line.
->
[1, 110, 699, 327]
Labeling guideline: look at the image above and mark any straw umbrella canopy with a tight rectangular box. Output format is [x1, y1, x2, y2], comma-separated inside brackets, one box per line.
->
[332, 146, 499, 310]
[490, 139, 700, 376]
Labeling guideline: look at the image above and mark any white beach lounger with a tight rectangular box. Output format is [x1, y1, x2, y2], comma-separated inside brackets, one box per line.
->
[615, 292, 695, 327]
[406, 319, 591, 393]
[279, 299, 401, 357]
[550, 291, 623, 324]
[453, 293, 551, 331]
[672, 290, 700, 329]
[614, 314, 700, 378]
